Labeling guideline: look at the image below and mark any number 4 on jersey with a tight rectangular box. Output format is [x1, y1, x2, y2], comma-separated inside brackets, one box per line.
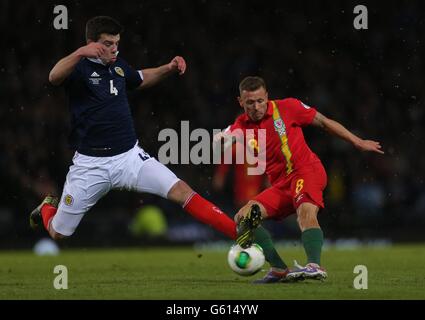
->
[110, 80, 118, 95]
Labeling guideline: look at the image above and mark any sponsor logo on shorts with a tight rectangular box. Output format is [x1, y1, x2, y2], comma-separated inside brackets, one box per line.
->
[64, 194, 74, 206]
[295, 194, 304, 203]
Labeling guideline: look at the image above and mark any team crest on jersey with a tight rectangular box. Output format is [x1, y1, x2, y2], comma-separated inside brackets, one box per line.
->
[64, 194, 74, 206]
[114, 67, 125, 77]
[274, 119, 283, 129]
[274, 119, 286, 135]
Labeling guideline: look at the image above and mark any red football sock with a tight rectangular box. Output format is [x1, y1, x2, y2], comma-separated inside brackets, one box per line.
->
[41, 204, 58, 231]
[183, 193, 237, 240]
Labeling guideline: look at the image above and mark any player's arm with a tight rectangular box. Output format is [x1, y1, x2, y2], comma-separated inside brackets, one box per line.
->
[138, 56, 186, 89]
[312, 111, 384, 154]
[48, 43, 106, 86]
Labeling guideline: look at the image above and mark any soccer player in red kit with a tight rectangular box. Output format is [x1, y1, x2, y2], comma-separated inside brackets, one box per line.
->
[215, 76, 384, 283]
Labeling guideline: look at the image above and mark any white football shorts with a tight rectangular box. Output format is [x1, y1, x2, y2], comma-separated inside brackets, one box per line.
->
[51, 142, 180, 236]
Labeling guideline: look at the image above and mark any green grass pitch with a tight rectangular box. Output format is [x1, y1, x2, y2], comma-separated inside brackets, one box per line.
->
[0, 244, 424, 299]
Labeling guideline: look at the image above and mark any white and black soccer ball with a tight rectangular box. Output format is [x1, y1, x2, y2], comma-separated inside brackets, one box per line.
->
[227, 243, 265, 276]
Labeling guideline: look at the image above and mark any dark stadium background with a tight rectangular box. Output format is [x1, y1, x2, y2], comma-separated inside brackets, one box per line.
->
[1, 0, 423, 248]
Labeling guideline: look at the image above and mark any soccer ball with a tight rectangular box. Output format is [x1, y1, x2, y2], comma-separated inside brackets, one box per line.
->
[227, 243, 265, 276]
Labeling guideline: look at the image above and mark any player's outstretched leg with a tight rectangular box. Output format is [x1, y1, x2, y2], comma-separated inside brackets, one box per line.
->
[135, 159, 238, 240]
[235, 203, 263, 248]
[29, 195, 59, 230]
[252, 226, 296, 284]
[168, 180, 237, 239]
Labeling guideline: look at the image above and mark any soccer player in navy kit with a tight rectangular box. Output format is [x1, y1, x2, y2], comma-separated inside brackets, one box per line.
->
[30, 16, 258, 244]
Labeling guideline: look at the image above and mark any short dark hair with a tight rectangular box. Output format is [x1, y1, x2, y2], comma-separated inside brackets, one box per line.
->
[85, 16, 123, 42]
[239, 76, 267, 95]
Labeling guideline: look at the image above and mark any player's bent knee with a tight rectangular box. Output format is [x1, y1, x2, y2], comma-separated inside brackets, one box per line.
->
[296, 203, 320, 231]
[49, 229, 68, 241]
[48, 222, 69, 241]
[298, 203, 319, 214]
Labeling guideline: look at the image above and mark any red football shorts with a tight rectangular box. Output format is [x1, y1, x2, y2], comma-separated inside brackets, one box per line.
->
[253, 162, 327, 220]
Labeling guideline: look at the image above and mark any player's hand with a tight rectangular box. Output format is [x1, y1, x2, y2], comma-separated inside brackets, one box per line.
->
[76, 43, 106, 59]
[168, 56, 186, 75]
[355, 139, 385, 154]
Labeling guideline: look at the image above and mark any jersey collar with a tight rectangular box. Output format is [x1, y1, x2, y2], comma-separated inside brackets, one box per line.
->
[87, 51, 119, 66]
[87, 57, 107, 66]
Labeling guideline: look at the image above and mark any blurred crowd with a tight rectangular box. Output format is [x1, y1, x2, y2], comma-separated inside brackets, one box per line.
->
[1, 0, 424, 245]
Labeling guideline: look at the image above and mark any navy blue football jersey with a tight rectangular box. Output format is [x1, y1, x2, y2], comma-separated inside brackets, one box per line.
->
[64, 57, 143, 156]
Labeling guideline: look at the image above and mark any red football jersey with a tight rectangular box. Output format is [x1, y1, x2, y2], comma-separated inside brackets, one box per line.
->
[227, 98, 322, 185]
